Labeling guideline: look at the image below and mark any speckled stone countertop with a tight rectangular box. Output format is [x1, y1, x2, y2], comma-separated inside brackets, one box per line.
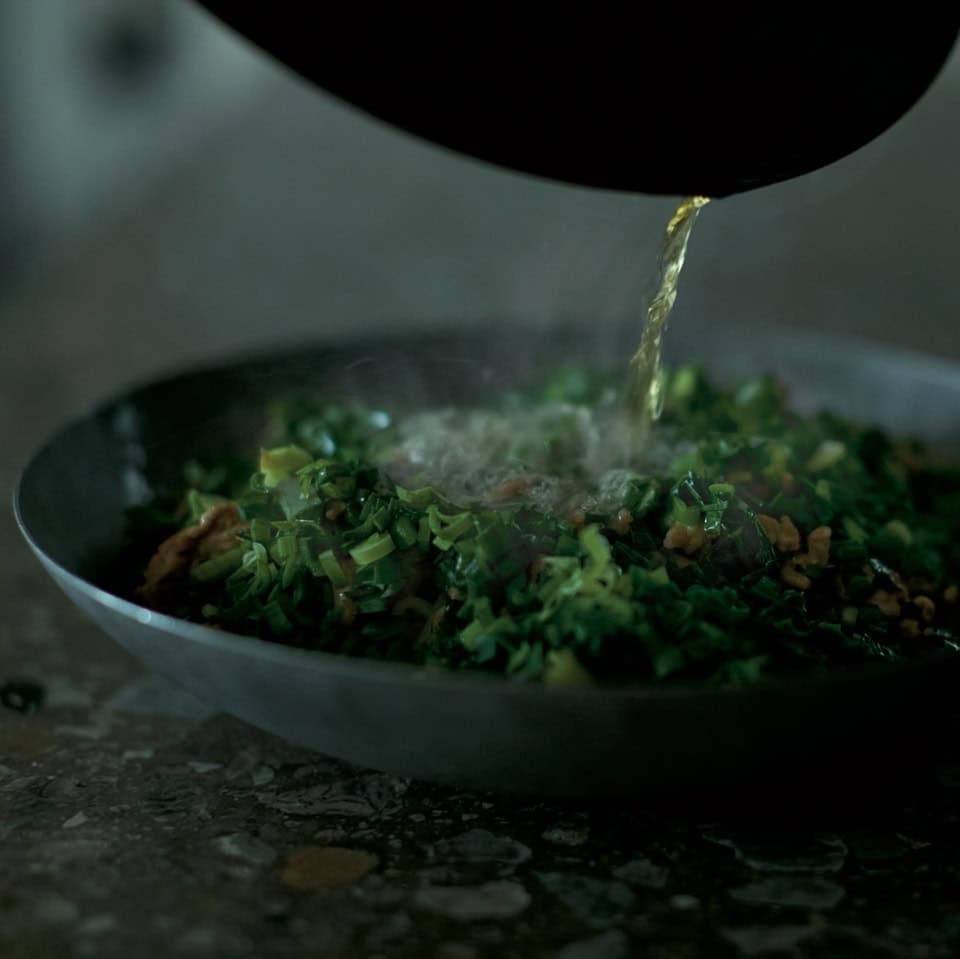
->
[4, 594, 960, 959]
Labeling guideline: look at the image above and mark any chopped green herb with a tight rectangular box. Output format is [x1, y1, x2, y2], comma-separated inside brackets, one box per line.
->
[128, 364, 960, 686]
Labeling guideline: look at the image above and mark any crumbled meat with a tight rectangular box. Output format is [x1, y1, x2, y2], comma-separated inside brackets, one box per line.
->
[607, 510, 633, 536]
[663, 523, 706, 555]
[777, 526, 831, 590]
[869, 589, 902, 618]
[325, 500, 347, 521]
[803, 526, 832, 566]
[776, 516, 801, 552]
[757, 514, 801, 552]
[900, 618, 921, 638]
[791, 525, 832, 569]
[913, 595, 936, 623]
[780, 564, 811, 590]
[137, 503, 246, 606]
[757, 514, 780, 544]
[334, 589, 357, 625]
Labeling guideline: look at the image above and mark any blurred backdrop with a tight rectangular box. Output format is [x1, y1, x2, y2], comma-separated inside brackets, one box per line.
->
[1, 0, 960, 454]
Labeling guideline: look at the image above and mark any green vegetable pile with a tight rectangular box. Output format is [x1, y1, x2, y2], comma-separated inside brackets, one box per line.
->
[129, 365, 960, 686]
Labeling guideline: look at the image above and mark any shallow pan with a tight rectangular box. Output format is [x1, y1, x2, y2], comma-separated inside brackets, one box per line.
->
[14, 327, 960, 796]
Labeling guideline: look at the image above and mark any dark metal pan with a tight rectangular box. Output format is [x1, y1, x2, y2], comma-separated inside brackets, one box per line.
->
[14, 327, 960, 797]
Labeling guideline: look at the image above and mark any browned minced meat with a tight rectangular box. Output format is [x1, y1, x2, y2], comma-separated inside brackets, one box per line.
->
[607, 510, 634, 536]
[333, 589, 358, 626]
[136, 503, 246, 606]
[487, 477, 533, 503]
[663, 523, 706, 556]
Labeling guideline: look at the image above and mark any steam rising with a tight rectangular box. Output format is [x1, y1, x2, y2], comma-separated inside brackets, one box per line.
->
[377, 400, 691, 516]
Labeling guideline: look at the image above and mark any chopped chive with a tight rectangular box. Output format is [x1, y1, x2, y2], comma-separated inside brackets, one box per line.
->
[190, 547, 246, 583]
[349, 532, 396, 567]
[130, 360, 960, 688]
[318, 550, 349, 587]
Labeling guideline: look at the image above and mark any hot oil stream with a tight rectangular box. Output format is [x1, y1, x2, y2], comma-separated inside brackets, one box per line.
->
[383, 196, 712, 512]
[626, 196, 710, 451]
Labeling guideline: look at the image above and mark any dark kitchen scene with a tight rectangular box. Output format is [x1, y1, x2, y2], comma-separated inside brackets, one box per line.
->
[5, 4, 960, 957]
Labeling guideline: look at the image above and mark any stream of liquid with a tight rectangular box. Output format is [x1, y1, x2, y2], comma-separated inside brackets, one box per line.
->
[625, 195, 710, 447]
[381, 195, 713, 512]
